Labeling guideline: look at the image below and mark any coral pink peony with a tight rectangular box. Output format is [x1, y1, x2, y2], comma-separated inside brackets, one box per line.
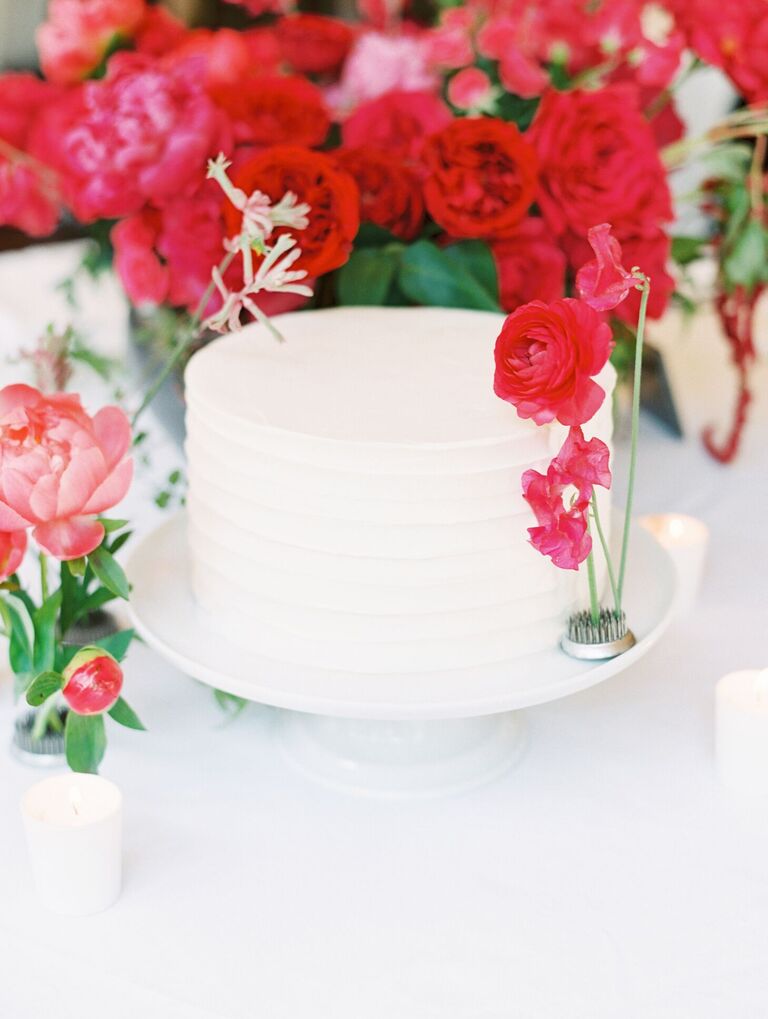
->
[29, 55, 227, 223]
[492, 217, 567, 312]
[576, 223, 639, 311]
[522, 425, 612, 570]
[0, 385, 132, 560]
[341, 90, 451, 166]
[62, 647, 123, 714]
[36, 0, 145, 84]
[0, 530, 27, 582]
[494, 298, 613, 426]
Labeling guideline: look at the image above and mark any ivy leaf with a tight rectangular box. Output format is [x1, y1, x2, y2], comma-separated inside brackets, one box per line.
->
[88, 545, 130, 600]
[33, 591, 62, 674]
[337, 246, 403, 305]
[26, 670, 64, 707]
[65, 712, 107, 774]
[398, 240, 501, 311]
[108, 696, 146, 731]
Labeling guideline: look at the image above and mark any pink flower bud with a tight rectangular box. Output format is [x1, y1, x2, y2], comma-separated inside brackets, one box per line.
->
[447, 67, 495, 112]
[62, 647, 123, 715]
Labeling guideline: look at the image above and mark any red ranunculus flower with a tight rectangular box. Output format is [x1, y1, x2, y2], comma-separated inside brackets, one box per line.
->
[30, 55, 227, 223]
[522, 425, 612, 571]
[529, 85, 673, 240]
[421, 117, 538, 239]
[341, 90, 451, 166]
[276, 14, 354, 76]
[226, 146, 359, 277]
[212, 75, 330, 149]
[336, 146, 424, 241]
[492, 217, 567, 313]
[494, 298, 613, 426]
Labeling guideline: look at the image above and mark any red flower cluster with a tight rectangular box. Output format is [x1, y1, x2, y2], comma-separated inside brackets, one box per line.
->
[337, 146, 424, 241]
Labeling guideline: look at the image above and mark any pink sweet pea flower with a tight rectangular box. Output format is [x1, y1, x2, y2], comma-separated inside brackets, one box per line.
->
[0, 386, 132, 561]
[522, 425, 612, 571]
[0, 529, 27, 581]
[576, 223, 640, 311]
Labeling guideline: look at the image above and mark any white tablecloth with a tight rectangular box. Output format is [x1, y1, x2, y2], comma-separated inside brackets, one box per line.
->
[0, 246, 767, 1018]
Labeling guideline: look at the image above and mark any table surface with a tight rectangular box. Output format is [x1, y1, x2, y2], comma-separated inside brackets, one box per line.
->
[1, 244, 767, 1019]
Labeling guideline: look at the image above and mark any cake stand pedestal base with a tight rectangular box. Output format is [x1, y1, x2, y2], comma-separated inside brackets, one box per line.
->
[278, 710, 526, 797]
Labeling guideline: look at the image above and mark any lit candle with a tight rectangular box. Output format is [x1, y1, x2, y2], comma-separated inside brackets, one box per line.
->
[715, 669, 768, 796]
[639, 513, 709, 616]
[21, 773, 122, 915]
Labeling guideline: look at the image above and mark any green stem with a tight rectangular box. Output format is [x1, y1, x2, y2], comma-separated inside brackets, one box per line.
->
[30, 695, 60, 741]
[591, 492, 620, 615]
[617, 279, 650, 605]
[585, 547, 600, 627]
[39, 553, 49, 603]
[131, 249, 237, 429]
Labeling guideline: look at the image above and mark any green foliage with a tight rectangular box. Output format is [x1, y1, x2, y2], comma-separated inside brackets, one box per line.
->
[94, 628, 135, 663]
[88, 545, 130, 600]
[65, 712, 107, 774]
[108, 696, 146, 731]
[32, 591, 62, 674]
[213, 688, 249, 720]
[723, 218, 768, 291]
[670, 236, 707, 266]
[25, 670, 63, 707]
[0, 595, 34, 680]
[337, 246, 403, 305]
[399, 240, 501, 311]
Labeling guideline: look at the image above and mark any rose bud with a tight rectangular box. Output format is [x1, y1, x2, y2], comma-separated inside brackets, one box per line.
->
[62, 647, 124, 715]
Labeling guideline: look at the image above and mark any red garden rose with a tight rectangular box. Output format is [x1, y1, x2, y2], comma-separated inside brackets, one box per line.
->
[421, 117, 538, 239]
[276, 14, 354, 76]
[492, 217, 566, 313]
[336, 146, 424, 240]
[211, 75, 330, 149]
[528, 85, 673, 241]
[494, 297, 613, 426]
[341, 90, 451, 166]
[226, 146, 359, 276]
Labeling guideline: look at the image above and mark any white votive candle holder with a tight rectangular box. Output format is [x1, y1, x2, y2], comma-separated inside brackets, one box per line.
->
[21, 773, 122, 915]
[639, 513, 709, 616]
[716, 670, 768, 797]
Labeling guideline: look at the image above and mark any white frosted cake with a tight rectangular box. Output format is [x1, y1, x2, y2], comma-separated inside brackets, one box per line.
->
[184, 307, 614, 675]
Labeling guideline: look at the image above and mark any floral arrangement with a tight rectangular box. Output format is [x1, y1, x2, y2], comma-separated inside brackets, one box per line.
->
[0, 382, 142, 773]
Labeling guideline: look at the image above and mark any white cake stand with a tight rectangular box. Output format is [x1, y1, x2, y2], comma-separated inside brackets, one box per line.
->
[127, 513, 676, 796]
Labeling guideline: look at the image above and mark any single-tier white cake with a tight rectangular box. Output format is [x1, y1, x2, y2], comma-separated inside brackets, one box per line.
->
[185, 307, 615, 674]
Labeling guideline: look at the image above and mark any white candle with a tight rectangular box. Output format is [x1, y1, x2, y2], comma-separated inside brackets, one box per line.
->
[639, 513, 709, 616]
[715, 669, 768, 796]
[21, 773, 122, 915]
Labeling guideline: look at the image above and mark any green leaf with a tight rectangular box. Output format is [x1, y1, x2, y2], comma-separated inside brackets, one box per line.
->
[94, 628, 135, 663]
[65, 712, 107, 774]
[700, 142, 752, 183]
[108, 696, 146, 731]
[67, 556, 87, 577]
[72, 587, 117, 625]
[337, 246, 402, 305]
[398, 240, 501, 311]
[107, 530, 133, 556]
[1, 595, 34, 677]
[100, 518, 129, 534]
[25, 670, 64, 707]
[671, 236, 706, 266]
[723, 219, 768, 292]
[354, 222, 401, 248]
[33, 591, 62, 674]
[442, 241, 499, 301]
[88, 545, 130, 600]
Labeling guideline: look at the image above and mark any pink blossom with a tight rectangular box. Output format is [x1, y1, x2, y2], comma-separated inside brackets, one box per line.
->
[576, 223, 639, 311]
[447, 68, 496, 112]
[330, 32, 437, 112]
[29, 55, 227, 223]
[0, 385, 132, 561]
[426, 8, 476, 69]
[477, 19, 548, 98]
[36, 0, 145, 84]
[0, 530, 27, 582]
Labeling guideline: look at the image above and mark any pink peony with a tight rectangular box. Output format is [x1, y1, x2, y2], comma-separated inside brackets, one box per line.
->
[36, 0, 145, 84]
[0, 385, 132, 560]
[29, 55, 227, 223]
[522, 425, 611, 570]
[0, 530, 27, 582]
[62, 647, 123, 714]
[494, 298, 613, 426]
[447, 68, 495, 112]
[331, 32, 437, 111]
[576, 223, 639, 312]
[492, 217, 567, 312]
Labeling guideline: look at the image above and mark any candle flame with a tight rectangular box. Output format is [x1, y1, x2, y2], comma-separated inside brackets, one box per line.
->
[69, 786, 82, 818]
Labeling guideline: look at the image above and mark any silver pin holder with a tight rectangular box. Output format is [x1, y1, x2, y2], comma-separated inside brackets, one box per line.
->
[561, 608, 636, 661]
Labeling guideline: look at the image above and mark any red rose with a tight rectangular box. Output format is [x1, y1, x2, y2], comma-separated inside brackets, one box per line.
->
[226, 147, 359, 276]
[211, 75, 330, 149]
[336, 146, 424, 241]
[494, 297, 613, 426]
[341, 90, 451, 166]
[492, 217, 566, 312]
[421, 117, 538, 239]
[529, 85, 672, 240]
[276, 14, 354, 76]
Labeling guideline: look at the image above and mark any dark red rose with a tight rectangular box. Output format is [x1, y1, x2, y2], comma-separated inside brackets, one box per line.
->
[341, 90, 452, 166]
[211, 75, 330, 149]
[529, 85, 673, 240]
[226, 146, 359, 276]
[276, 14, 354, 76]
[494, 297, 613, 426]
[421, 117, 538, 239]
[336, 146, 424, 241]
[492, 217, 566, 312]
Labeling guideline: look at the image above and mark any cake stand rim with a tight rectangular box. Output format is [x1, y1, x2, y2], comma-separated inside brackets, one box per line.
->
[126, 511, 676, 721]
